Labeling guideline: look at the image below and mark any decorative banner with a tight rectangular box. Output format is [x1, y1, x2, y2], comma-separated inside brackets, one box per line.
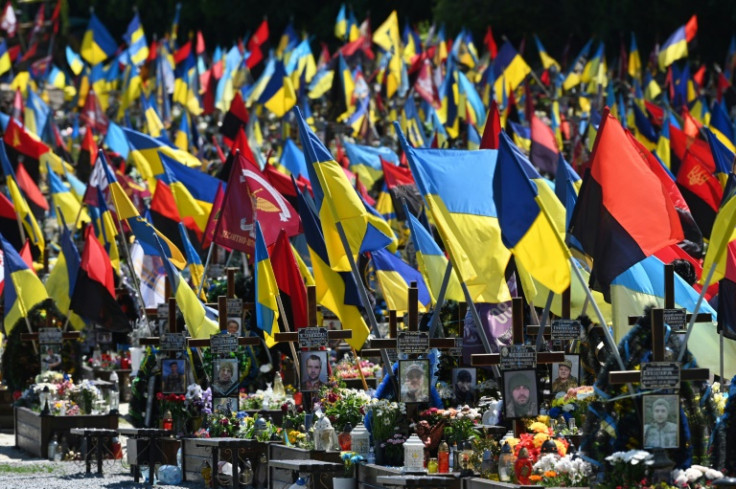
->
[298, 327, 329, 349]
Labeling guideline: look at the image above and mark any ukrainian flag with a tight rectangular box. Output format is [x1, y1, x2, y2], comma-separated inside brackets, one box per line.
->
[258, 60, 296, 118]
[47, 162, 89, 228]
[255, 222, 281, 347]
[371, 248, 430, 314]
[495, 132, 570, 295]
[659, 15, 697, 71]
[2, 234, 48, 334]
[45, 226, 86, 331]
[124, 13, 149, 66]
[701, 187, 736, 287]
[405, 212, 464, 304]
[533, 35, 560, 71]
[295, 184, 370, 349]
[81, 12, 117, 66]
[1, 143, 44, 255]
[124, 127, 201, 181]
[178, 223, 206, 300]
[396, 123, 511, 304]
[155, 230, 218, 339]
[492, 41, 531, 103]
[65, 46, 84, 76]
[280, 138, 309, 180]
[344, 141, 400, 190]
[0, 40, 10, 76]
[628, 33, 641, 81]
[335, 4, 347, 40]
[158, 152, 209, 232]
[296, 107, 396, 272]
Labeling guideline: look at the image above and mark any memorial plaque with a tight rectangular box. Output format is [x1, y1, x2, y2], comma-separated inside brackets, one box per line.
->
[448, 338, 463, 357]
[663, 309, 687, 331]
[499, 345, 537, 370]
[641, 362, 681, 390]
[226, 298, 243, 318]
[298, 327, 329, 349]
[160, 332, 187, 352]
[210, 334, 238, 354]
[551, 319, 582, 341]
[397, 331, 429, 355]
[39, 328, 63, 345]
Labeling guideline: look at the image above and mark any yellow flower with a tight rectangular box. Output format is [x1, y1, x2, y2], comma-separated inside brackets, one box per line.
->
[529, 421, 549, 434]
[533, 433, 548, 448]
[537, 415, 550, 425]
[554, 439, 567, 456]
[506, 437, 520, 450]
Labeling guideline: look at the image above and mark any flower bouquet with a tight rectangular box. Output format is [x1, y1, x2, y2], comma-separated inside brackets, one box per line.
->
[531, 453, 593, 487]
[367, 399, 405, 445]
[379, 433, 407, 466]
[672, 464, 723, 488]
[505, 419, 568, 463]
[333, 356, 380, 381]
[340, 451, 365, 477]
[598, 450, 653, 489]
[318, 387, 371, 432]
[548, 385, 595, 434]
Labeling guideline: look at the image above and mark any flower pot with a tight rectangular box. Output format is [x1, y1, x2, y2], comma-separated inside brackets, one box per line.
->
[332, 476, 356, 489]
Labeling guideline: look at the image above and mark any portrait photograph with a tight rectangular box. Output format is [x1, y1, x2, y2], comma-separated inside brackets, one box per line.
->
[643, 394, 679, 449]
[96, 331, 113, 345]
[300, 351, 328, 392]
[503, 369, 539, 419]
[41, 344, 62, 372]
[452, 368, 477, 406]
[551, 355, 580, 398]
[213, 396, 238, 415]
[162, 358, 188, 394]
[399, 359, 430, 403]
[212, 358, 239, 396]
[226, 317, 241, 336]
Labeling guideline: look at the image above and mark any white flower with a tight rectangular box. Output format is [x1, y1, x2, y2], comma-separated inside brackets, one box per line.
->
[562, 403, 575, 412]
[533, 454, 558, 472]
[672, 470, 688, 488]
[684, 467, 702, 482]
[705, 468, 724, 480]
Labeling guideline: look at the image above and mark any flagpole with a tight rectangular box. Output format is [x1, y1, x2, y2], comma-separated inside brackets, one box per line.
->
[275, 294, 300, 388]
[535, 291, 555, 351]
[334, 220, 399, 391]
[676, 263, 717, 363]
[197, 243, 216, 297]
[112, 212, 151, 329]
[569, 257, 626, 371]
[428, 261, 453, 338]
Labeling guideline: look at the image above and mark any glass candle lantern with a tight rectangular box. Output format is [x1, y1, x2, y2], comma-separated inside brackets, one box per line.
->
[350, 421, 371, 458]
[403, 434, 425, 472]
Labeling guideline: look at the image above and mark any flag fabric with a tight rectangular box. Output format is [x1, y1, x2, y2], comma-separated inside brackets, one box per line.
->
[494, 132, 570, 294]
[66, 46, 84, 76]
[371, 248, 431, 313]
[150, 179, 193, 255]
[0, 192, 22, 251]
[156, 232, 219, 339]
[658, 15, 697, 71]
[295, 185, 370, 349]
[1, 143, 44, 255]
[344, 141, 400, 189]
[0, 39, 10, 76]
[492, 41, 531, 101]
[178, 223, 206, 300]
[397, 122, 512, 303]
[45, 225, 86, 330]
[271, 229, 308, 330]
[701, 188, 736, 286]
[258, 60, 296, 118]
[124, 127, 201, 181]
[254, 222, 281, 347]
[124, 13, 149, 66]
[279, 138, 309, 180]
[296, 107, 396, 272]
[675, 150, 722, 238]
[47, 162, 89, 228]
[220, 92, 249, 146]
[81, 12, 117, 66]
[158, 153, 209, 234]
[130, 241, 166, 309]
[1, 1, 16, 37]
[534, 34, 560, 70]
[70, 225, 129, 332]
[373, 10, 402, 98]
[1, 234, 47, 334]
[529, 114, 559, 175]
[569, 108, 684, 294]
[405, 212, 464, 303]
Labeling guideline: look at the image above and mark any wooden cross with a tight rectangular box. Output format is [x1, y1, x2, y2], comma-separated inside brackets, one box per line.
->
[608, 306, 710, 385]
[21, 312, 81, 359]
[626, 264, 712, 329]
[471, 297, 565, 435]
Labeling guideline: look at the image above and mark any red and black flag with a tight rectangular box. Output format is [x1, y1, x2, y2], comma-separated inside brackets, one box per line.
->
[569, 108, 683, 295]
[77, 127, 98, 183]
[70, 225, 130, 332]
[220, 92, 249, 147]
[270, 229, 308, 332]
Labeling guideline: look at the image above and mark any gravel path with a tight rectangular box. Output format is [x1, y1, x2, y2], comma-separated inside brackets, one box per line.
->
[0, 404, 203, 488]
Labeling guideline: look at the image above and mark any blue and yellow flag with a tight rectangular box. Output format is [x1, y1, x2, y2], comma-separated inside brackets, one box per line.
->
[255, 222, 281, 347]
[178, 222, 206, 300]
[296, 185, 370, 349]
[296, 107, 396, 272]
[2, 234, 48, 334]
[0, 40, 10, 76]
[492, 41, 531, 102]
[45, 225, 86, 331]
[494, 132, 570, 295]
[659, 15, 697, 71]
[81, 12, 117, 66]
[258, 60, 296, 118]
[124, 13, 149, 66]
[124, 127, 201, 181]
[396, 123, 511, 303]
[47, 162, 89, 228]
[533, 34, 560, 71]
[405, 212, 464, 304]
[1, 143, 44, 255]
[344, 141, 399, 189]
[371, 248, 430, 314]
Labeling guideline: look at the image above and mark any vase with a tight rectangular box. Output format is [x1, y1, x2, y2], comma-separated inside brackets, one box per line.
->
[332, 477, 356, 489]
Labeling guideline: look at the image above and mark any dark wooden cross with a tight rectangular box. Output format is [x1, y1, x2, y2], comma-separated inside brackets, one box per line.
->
[608, 306, 710, 385]
[626, 264, 712, 330]
[21, 313, 81, 360]
[471, 297, 566, 435]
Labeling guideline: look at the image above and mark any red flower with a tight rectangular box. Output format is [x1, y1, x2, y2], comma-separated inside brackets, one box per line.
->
[327, 393, 339, 403]
[281, 403, 289, 413]
[156, 392, 164, 401]
[220, 418, 229, 426]
[12, 390, 21, 401]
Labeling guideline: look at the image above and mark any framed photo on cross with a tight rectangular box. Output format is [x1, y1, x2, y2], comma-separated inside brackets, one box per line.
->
[503, 369, 539, 419]
[643, 394, 679, 449]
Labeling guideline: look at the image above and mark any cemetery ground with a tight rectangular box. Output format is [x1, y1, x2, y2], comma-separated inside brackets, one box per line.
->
[0, 403, 199, 489]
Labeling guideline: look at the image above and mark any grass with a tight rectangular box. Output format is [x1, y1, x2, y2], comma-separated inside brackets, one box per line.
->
[0, 463, 56, 474]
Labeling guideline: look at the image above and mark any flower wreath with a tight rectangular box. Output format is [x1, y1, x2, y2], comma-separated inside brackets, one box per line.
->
[580, 307, 718, 470]
[709, 374, 736, 475]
